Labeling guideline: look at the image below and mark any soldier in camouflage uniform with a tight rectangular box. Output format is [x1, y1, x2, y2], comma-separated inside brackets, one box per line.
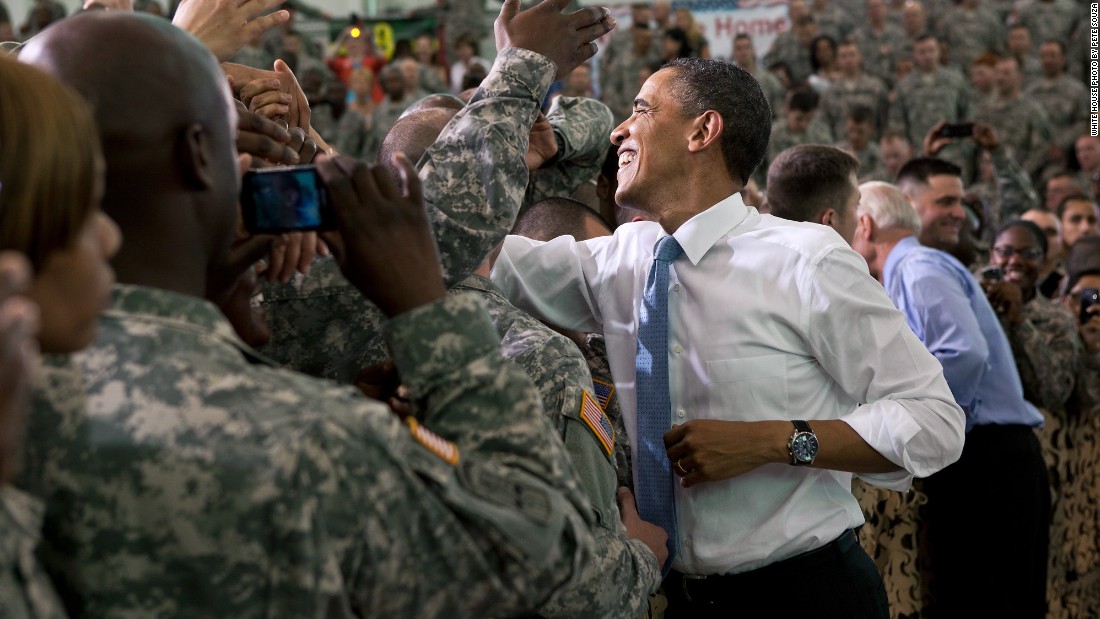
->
[17, 7, 624, 617]
[600, 16, 659, 124]
[808, 0, 854, 41]
[1026, 40, 1089, 159]
[975, 55, 1054, 180]
[837, 105, 889, 182]
[760, 89, 833, 187]
[763, 4, 815, 86]
[818, 42, 889, 142]
[936, 0, 1003, 74]
[1018, 0, 1081, 47]
[453, 264, 663, 617]
[732, 33, 784, 120]
[849, 0, 906, 85]
[0, 488, 67, 619]
[261, 88, 615, 383]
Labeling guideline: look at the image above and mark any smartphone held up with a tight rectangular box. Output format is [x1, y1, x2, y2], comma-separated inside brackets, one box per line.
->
[241, 165, 335, 234]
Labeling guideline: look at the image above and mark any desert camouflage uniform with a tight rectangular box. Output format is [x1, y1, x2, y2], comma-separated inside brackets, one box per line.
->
[936, 4, 1004, 73]
[0, 488, 66, 619]
[1003, 296, 1079, 411]
[17, 285, 600, 618]
[763, 31, 813, 86]
[976, 94, 1054, 179]
[1025, 74, 1090, 152]
[889, 67, 971, 152]
[260, 51, 613, 383]
[849, 22, 907, 84]
[579, 333, 632, 492]
[818, 73, 890, 141]
[454, 275, 659, 617]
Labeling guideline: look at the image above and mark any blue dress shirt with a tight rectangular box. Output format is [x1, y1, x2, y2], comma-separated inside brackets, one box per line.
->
[882, 236, 1044, 431]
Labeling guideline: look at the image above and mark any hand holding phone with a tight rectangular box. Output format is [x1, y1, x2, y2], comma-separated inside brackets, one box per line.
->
[1081, 288, 1100, 325]
[240, 164, 335, 234]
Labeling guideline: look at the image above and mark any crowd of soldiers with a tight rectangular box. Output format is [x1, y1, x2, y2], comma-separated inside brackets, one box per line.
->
[1, 0, 1100, 617]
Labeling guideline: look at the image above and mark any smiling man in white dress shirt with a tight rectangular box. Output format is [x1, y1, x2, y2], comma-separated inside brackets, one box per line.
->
[491, 57, 965, 618]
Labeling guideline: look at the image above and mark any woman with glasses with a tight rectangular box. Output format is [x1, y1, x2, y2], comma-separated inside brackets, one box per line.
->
[985, 218, 1087, 617]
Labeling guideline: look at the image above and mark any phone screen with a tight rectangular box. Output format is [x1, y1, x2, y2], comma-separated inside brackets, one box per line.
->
[1081, 288, 1099, 325]
[241, 165, 335, 233]
[939, 122, 974, 138]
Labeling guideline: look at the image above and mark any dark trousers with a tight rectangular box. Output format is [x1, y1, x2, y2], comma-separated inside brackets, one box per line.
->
[663, 530, 889, 619]
[921, 424, 1050, 619]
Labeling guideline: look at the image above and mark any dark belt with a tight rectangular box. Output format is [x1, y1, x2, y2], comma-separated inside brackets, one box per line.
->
[668, 529, 859, 604]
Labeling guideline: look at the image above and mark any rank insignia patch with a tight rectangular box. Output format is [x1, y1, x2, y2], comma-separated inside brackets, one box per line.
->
[579, 391, 614, 456]
[407, 418, 459, 466]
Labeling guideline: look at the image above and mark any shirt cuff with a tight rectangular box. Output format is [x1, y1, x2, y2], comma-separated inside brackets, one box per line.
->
[383, 293, 500, 399]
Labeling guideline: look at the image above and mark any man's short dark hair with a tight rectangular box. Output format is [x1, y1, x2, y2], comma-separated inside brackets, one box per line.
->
[766, 144, 859, 223]
[895, 156, 961, 187]
[511, 197, 613, 242]
[787, 88, 819, 113]
[734, 33, 752, 43]
[848, 104, 874, 125]
[914, 33, 938, 45]
[1064, 234, 1100, 294]
[662, 57, 771, 185]
[1040, 39, 1066, 55]
[1056, 193, 1093, 219]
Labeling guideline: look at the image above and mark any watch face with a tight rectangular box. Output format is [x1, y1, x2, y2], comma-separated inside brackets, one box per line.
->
[792, 433, 819, 463]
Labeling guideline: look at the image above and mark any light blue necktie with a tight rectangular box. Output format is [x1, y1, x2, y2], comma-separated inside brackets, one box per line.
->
[635, 235, 683, 575]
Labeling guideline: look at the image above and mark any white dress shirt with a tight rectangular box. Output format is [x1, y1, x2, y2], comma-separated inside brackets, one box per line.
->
[492, 193, 964, 576]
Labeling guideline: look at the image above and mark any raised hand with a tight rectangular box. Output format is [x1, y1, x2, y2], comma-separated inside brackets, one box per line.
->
[173, 0, 289, 62]
[494, 0, 616, 80]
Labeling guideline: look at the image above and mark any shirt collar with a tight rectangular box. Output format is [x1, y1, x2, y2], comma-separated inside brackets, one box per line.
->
[668, 192, 750, 266]
[882, 235, 921, 289]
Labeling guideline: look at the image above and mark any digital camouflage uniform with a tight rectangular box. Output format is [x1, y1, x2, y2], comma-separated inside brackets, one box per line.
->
[750, 66, 786, 121]
[453, 275, 659, 617]
[760, 119, 834, 187]
[889, 67, 972, 152]
[368, 93, 416, 153]
[818, 73, 890, 141]
[848, 22, 907, 84]
[1017, 0, 1081, 46]
[936, 4, 1004, 74]
[1003, 296, 1079, 412]
[309, 104, 376, 161]
[965, 146, 1041, 227]
[260, 50, 613, 384]
[837, 140, 889, 182]
[763, 31, 812, 86]
[600, 28, 659, 124]
[810, 3, 854, 40]
[1025, 74, 1090, 152]
[0, 488, 67, 619]
[579, 333, 632, 492]
[976, 95, 1054, 180]
[17, 285, 600, 618]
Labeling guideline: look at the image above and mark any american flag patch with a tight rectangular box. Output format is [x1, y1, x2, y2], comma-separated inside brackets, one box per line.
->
[592, 378, 615, 411]
[406, 418, 459, 466]
[579, 391, 614, 456]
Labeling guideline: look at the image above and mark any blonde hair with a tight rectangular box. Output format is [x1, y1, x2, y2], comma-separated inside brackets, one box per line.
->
[0, 55, 101, 271]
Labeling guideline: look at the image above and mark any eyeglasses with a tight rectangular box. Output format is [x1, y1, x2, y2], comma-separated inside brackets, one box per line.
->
[991, 246, 1042, 261]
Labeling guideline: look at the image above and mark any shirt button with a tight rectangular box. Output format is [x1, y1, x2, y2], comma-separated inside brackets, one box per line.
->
[673, 344, 683, 354]
[673, 284, 681, 292]
[677, 409, 686, 419]
[683, 538, 692, 548]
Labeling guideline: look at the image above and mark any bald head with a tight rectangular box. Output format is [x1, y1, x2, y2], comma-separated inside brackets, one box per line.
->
[19, 11, 241, 298]
[378, 107, 458, 178]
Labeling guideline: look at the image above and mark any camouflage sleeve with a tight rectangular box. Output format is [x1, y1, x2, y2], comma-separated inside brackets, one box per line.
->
[1020, 105, 1055, 179]
[349, 293, 599, 616]
[259, 48, 555, 382]
[525, 96, 616, 207]
[515, 335, 659, 617]
[0, 488, 67, 619]
[419, 47, 556, 286]
[1006, 301, 1079, 411]
[989, 146, 1039, 220]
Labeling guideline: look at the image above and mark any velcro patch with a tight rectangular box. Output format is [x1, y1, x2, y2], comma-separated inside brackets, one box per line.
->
[407, 418, 459, 466]
[592, 378, 615, 411]
[579, 391, 614, 456]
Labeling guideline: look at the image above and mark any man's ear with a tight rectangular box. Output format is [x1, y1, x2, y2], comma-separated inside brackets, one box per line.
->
[687, 110, 723, 153]
[857, 213, 875, 241]
[178, 123, 216, 191]
[819, 207, 837, 228]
